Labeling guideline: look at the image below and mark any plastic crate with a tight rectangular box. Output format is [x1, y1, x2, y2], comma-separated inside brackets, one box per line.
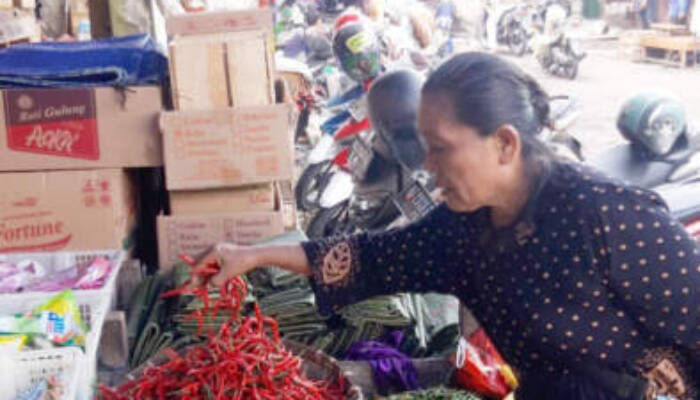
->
[0, 249, 125, 399]
[9, 347, 83, 400]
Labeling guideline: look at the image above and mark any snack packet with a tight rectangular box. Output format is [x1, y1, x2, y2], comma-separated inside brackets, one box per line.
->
[0, 291, 87, 347]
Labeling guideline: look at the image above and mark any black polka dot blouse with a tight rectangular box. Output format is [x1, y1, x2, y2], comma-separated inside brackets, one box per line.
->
[301, 162, 699, 400]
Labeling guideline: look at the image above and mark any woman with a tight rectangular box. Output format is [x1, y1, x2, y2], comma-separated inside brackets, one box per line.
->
[198, 53, 698, 400]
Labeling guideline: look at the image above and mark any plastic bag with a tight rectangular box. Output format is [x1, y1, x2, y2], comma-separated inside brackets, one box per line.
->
[15, 376, 64, 400]
[451, 328, 518, 399]
[0, 290, 87, 348]
[0, 334, 28, 352]
[0, 261, 46, 293]
[1, 257, 112, 293]
[73, 257, 112, 290]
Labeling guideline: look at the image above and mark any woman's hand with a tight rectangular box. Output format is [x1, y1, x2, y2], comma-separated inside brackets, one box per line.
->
[193, 243, 312, 287]
[194, 243, 262, 287]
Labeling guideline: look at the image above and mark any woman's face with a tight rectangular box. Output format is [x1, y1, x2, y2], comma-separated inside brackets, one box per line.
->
[418, 94, 513, 213]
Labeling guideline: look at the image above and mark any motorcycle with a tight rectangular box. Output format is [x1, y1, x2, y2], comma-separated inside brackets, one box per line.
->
[305, 70, 438, 238]
[296, 12, 386, 214]
[530, 1, 586, 79]
[294, 81, 371, 212]
[305, 128, 436, 237]
[586, 93, 700, 242]
[493, 4, 532, 56]
[534, 34, 586, 80]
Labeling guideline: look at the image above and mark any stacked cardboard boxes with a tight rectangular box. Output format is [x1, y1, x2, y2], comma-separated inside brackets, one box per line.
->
[0, 86, 163, 254]
[158, 8, 295, 271]
[0, 7, 40, 47]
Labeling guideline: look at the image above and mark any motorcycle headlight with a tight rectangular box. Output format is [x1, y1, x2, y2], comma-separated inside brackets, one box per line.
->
[644, 108, 685, 155]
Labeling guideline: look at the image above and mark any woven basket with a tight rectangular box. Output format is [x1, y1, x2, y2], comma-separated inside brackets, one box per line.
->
[118, 339, 363, 399]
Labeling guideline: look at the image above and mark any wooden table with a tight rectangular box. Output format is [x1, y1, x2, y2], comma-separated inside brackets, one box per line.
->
[650, 23, 690, 36]
[640, 35, 700, 68]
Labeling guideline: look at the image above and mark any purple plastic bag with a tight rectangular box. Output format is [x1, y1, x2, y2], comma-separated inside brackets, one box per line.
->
[0, 261, 46, 293]
[345, 330, 421, 395]
[73, 257, 112, 290]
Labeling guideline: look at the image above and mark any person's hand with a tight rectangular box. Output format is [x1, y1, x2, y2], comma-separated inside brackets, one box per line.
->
[192, 243, 261, 288]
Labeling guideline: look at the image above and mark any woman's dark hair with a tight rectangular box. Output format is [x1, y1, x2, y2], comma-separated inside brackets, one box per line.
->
[424, 52, 555, 234]
[423, 52, 553, 167]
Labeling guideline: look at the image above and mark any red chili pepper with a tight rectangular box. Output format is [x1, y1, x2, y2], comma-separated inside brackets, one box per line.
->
[178, 253, 196, 266]
[100, 254, 348, 400]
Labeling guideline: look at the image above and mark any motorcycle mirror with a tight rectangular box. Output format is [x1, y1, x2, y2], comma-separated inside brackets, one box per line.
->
[668, 152, 700, 183]
[685, 124, 700, 151]
[548, 95, 582, 133]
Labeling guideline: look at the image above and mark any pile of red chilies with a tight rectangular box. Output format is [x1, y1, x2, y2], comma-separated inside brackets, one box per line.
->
[99, 254, 348, 400]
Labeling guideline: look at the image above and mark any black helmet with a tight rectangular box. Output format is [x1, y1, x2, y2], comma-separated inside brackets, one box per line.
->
[617, 92, 687, 156]
[367, 69, 426, 169]
[332, 14, 381, 83]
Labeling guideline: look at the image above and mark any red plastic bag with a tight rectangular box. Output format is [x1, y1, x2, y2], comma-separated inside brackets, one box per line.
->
[451, 328, 519, 399]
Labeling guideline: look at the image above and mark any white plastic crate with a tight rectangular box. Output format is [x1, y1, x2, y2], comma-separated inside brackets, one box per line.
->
[0, 249, 125, 399]
[7, 347, 84, 400]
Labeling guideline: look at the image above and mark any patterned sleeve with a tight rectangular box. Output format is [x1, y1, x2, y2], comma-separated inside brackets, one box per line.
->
[301, 205, 473, 315]
[593, 185, 699, 354]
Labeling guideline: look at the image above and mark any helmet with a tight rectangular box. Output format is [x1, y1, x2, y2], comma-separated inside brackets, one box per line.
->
[367, 69, 425, 169]
[617, 92, 687, 156]
[332, 14, 381, 83]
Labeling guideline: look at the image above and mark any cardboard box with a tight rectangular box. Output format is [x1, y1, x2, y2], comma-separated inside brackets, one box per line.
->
[0, 9, 39, 44]
[160, 104, 293, 190]
[157, 211, 284, 270]
[169, 30, 274, 110]
[0, 169, 135, 253]
[166, 8, 273, 37]
[170, 183, 277, 215]
[0, 86, 163, 171]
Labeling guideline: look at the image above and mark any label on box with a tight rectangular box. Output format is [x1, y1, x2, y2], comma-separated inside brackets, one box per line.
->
[161, 105, 292, 190]
[3, 89, 99, 160]
[0, 169, 133, 254]
[0, 194, 72, 253]
[0, 214, 73, 253]
[158, 212, 284, 269]
[79, 177, 114, 208]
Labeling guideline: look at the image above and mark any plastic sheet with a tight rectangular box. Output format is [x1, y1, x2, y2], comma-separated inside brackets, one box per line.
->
[0, 34, 167, 88]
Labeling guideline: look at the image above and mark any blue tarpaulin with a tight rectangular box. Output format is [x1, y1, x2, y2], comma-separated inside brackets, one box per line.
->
[0, 34, 168, 88]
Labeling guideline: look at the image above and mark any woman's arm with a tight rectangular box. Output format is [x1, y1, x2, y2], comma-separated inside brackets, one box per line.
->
[194, 243, 311, 287]
[200, 205, 477, 315]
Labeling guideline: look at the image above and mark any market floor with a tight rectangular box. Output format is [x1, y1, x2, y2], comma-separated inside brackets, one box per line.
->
[489, 39, 700, 157]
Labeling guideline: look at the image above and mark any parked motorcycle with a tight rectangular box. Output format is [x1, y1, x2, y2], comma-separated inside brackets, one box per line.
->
[530, 1, 586, 79]
[305, 70, 436, 237]
[493, 4, 531, 56]
[587, 93, 700, 241]
[534, 35, 586, 80]
[295, 14, 380, 213]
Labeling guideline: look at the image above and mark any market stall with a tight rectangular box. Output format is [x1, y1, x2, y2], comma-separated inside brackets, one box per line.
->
[0, 2, 519, 399]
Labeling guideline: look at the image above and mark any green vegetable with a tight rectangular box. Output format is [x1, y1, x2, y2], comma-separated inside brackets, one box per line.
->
[379, 386, 484, 400]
